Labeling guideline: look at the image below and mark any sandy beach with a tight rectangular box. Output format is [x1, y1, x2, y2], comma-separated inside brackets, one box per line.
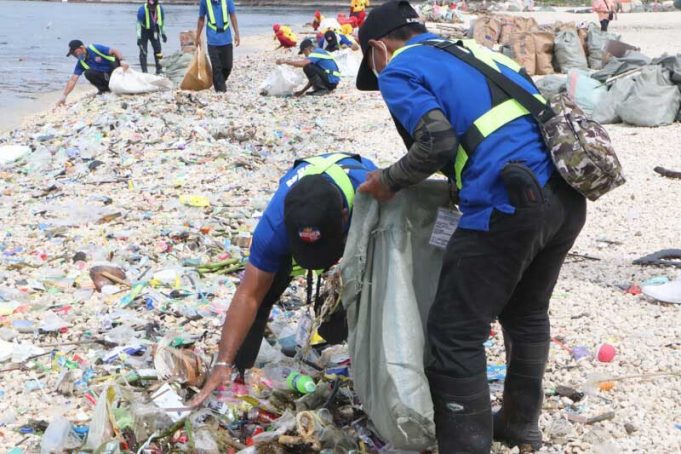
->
[0, 9, 680, 453]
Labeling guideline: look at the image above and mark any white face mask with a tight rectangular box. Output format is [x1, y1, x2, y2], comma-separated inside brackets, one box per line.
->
[371, 42, 388, 78]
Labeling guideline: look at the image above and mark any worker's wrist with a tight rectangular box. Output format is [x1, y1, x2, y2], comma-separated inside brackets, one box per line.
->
[380, 168, 402, 193]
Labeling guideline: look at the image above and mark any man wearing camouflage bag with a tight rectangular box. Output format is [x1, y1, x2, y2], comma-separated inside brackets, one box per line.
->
[355, 2, 597, 451]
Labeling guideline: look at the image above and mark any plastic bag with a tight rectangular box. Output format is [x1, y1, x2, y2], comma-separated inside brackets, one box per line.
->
[258, 65, 306, 97]
[566, 70, 608, 118]
[180, 44, 213, 91]
[0, 145, 30, 166]
[164, 51, 194, 84]
[554, 30, 588, 73]
[334, 49, 362, 78]
[342, 182, 454, 450]
[535, 74, 567, 98]
[473, 16, 502, 48]
[109, 68, 173, 95]
[41, 415, 81, 453]
[652, 53, 681, 84]
[534, 31, 555, 75]
[84, 383, 119, 449]
[618, 66, 681, 126]
[591, 52, 651, 82]
[511, 32, 536, 75]
[586, 25, 620, 70]
[592, 77, 635, 124]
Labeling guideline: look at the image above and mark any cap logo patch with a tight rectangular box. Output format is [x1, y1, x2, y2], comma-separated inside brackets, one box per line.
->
[299, 227, 321, 243]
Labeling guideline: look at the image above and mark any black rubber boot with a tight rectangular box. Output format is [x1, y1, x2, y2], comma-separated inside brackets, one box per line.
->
[154, 53, 163, 75]
[427, 370, 492, 454]
[139, 53, 148, 74]
[493, 341, 550, 451]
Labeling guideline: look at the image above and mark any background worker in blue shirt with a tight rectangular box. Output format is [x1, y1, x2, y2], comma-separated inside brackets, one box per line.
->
[189, 153, 377, 406]
[276, 38, 341, 97]
[356, 2, 586, 452]
[137, 0, 166, 74]
[318, 30, 359, 52]
[57, 40, 129, 106]
[195, 0, 240, 92]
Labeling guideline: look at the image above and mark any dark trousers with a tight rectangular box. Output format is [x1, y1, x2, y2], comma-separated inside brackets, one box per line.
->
[139, 28, 163, 74]
[84, 60, 119, 94]
[207, 44, 233, 92]
[427, 175, 586, 378]
[303, 63, 337, 91]
[233, 260, 348, 371]
[234, 260, 293, 371]
[600, 19, 610, 32]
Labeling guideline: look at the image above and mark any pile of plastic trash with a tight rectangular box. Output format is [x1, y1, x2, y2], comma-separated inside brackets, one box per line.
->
[0, 41, 399, 451]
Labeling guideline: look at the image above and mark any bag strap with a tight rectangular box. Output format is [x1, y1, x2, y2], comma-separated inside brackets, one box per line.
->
[422, 40, 556, 123]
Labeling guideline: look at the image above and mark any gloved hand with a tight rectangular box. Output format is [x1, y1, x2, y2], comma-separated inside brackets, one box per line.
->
[162, 33, 167, 43]
[137, 38, 142, 46]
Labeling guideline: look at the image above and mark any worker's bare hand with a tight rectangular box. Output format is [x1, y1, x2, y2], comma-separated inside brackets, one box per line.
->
[189, 365, 233, 407]
[121, 61, 130, 71]
[359, 170, 395, 202]
[55, 96, 66, 108]
[276, 58, 284, 65]
[234, 35, 241, 47]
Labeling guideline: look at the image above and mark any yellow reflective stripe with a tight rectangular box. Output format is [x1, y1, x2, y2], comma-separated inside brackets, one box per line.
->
[290, 262, 324, 276]
[474, 99, 529, 137]
[388, 43, 420, 63]
[301, 154, 356, 210]
[206, 0, 229, 31]
[474, 94, 547, 138]
[491, 52, 521, 72]
[309, 52, 340, 77]
[309, 52, 335, 60]
[454, 92, 545, 187]
[88, 45, 115, 62]
[459, 40, 500, 72]
[144, 4, 150, 29]
[79, 60, 90, 70]
[157, 5, 163, 28]
[454, 145, 468, 190]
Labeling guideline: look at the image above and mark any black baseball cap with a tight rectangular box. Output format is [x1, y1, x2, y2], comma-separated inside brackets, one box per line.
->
[67, 40, 84, 57]
[284, 175, 345, 270]
[324, 30, 339, 50]
[298, 38, 314, 55]
[356, 0, 421, 91]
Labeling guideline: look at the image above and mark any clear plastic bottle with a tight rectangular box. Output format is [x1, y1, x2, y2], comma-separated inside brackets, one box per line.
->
[263, 365, 317, 394]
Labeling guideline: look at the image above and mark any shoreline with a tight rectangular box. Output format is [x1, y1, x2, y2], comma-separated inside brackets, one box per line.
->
[0, 34, 280, 134]
[1, 87, 95, 134]
[31, 0, 366, 7]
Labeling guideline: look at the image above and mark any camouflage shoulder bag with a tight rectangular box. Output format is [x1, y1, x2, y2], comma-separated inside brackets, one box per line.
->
[425, 40, 625, 201]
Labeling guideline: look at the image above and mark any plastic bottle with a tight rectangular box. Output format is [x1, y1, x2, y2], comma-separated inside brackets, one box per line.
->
[264, 365, 317, 394]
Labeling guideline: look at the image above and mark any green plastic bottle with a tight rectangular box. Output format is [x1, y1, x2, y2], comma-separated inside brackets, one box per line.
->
[285, 370, 317, 394]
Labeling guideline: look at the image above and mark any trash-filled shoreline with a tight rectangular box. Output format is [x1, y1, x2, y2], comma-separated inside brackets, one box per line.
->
[1, 10, 681, 453]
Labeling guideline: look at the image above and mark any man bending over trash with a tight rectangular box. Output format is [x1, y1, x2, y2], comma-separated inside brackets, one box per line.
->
[57, 40, 129, 106]
[356, 1, 586, 452]
[276, 38, 341, 97]
[190, 153, 377, 406]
